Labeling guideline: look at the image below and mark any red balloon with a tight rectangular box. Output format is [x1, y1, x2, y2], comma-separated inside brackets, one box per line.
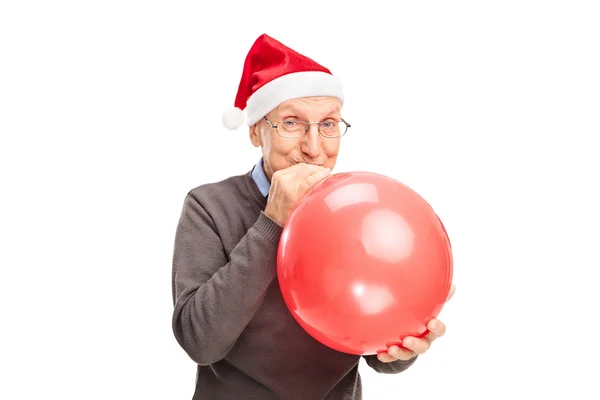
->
[277, 171, 453, 355]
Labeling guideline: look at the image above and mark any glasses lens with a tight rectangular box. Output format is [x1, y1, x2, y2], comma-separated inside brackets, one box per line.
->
[320, 120, 347, 137]
[279, 120, 305, 137]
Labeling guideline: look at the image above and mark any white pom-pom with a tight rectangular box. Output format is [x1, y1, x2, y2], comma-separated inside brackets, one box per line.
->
[222, 107, 245, 130]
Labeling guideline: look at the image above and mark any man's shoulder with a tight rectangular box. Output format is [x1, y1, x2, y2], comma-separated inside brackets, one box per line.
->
[186, 170, 252, 205]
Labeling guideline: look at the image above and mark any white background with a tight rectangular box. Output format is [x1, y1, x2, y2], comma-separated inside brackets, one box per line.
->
[1, 1, 599, 399]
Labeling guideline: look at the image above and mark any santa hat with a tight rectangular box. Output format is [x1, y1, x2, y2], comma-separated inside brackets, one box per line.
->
[222, 34, 344, 130]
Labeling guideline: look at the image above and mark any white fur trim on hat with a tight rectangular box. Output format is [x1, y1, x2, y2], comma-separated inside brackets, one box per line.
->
[245, 71, 344, 126]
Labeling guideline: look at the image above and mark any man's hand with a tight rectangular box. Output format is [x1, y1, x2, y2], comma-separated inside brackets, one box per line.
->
[264, 163, 331, 227]
[377, 284, 456, 363]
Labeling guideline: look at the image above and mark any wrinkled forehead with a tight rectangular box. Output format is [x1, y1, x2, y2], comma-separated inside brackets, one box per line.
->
[272, 96, 342, 119]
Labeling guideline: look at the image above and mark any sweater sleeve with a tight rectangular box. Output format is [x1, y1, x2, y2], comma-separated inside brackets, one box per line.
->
[362, 354, 418, 374]
[171, 192, 282, 366]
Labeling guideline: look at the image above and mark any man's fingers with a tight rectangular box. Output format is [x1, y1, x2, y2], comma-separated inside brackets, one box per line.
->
[297, 167, 331, 193]
[289, 162, 326, 176]
[447, 284, 456, 302]
[275, 163, 323, 182]
[401, 337, 430, 355]
[424, 318, 447, 344]
[381, 345, 417, 361]
[377, 352, 397, 363]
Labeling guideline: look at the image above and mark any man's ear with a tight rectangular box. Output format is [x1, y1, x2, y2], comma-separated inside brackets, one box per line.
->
[249, 123, 261, 147]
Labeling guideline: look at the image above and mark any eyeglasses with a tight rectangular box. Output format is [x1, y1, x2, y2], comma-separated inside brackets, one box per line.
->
[263, 117, 351, 139]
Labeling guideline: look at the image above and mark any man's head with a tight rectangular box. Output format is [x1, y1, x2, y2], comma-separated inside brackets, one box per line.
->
[249, 96, 344, 180]
[223, 34, 347, 180]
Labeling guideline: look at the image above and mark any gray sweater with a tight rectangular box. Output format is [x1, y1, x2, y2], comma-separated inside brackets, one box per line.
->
[171, 168, 416, 400]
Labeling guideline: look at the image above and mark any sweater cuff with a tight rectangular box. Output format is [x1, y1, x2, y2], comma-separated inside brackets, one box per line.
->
[254, 212, 283, 245]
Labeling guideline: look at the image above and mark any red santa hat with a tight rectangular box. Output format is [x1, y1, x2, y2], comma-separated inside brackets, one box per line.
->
[222, 34, 344, 130]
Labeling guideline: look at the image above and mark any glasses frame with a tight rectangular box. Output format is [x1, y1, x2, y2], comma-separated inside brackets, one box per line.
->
[263, 117, 351, 139]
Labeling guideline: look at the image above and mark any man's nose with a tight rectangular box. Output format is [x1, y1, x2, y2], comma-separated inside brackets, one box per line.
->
[302, 124, 322, 158]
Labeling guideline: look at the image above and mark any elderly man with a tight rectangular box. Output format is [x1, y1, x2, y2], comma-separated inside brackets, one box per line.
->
[172, 34, 454, 400]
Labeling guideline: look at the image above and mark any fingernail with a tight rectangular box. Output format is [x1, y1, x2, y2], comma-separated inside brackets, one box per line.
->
[429, 320, 437, 329]
[403, 338, 413, 347]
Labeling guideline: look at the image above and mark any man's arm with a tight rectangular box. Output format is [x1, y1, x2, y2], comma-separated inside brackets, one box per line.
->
[171, 192, 281, 366]
[362, 354, 418, 374]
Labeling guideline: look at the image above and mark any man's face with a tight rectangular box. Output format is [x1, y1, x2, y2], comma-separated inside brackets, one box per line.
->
[249, 96, 342, 181]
